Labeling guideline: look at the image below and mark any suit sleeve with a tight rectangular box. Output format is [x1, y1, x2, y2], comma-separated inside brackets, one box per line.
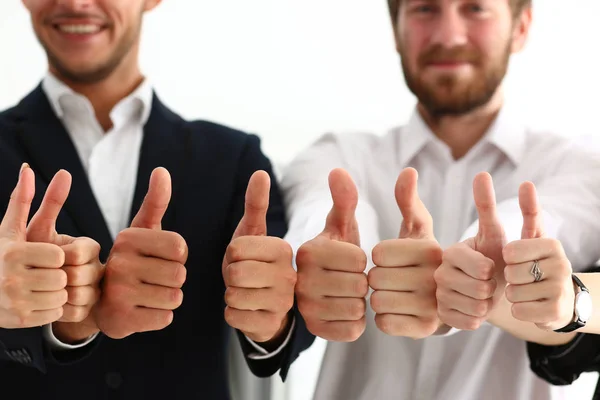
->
[527, 268, 600, 386]
[0, 134, 101, 372]
[228, 134, 315, 380]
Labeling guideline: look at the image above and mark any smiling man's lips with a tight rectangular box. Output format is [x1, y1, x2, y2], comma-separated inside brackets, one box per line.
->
[55, 24, 102, 34]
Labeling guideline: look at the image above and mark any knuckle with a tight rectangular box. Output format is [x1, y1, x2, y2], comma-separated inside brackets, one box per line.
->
[106, 253, 128, 275]
[548, 239, 562, 254]
[223, 306, 238, 327]
[2, 243, 24, 265]
[370, 291, 385, 313]
[170, 233, 188, 263]
[279, 240, 294, 261]
[473, 300, 490, 318]
[58, 289, 69, 305]
[426, 242, 443, 264]
[294, 272, 310, 296]
[226, 240, 244, 263]
[502, 244, 515, 263]
[442, 246, 459, 263]
[375, 314, 395, 335]
[0, 274, 24, 295]
[475, 281, 494, 300]
[225, 263, 243, 287]
[353, 250, 368, 272]
[367, 267, 380, 289]
[421, 267, 437, 291]
[348, 299, 366, 320]
[435, 288, 450, 306]
[297, 297, 318, 319]
[346, 320, 365, 341]
[433, 265, 449, 287]
[477, 260, 495, 280]
[173, 264, 187, 287]
[171, 289, 184, 309]
[371, 243, 384, 266]
[224, 287, 237, 307]
[113, 229, 134, 251]
[282, 268, 297, 288]
[354, 274, 369, 297]
[295, 244, 315, 270]
[505, 285, 516, 303]
[280, 294, 295, 313]
[463, 317, 483, 331]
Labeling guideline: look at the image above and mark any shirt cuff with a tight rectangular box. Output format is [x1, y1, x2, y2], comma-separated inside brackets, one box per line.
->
[42, 324, 99, 351]
[244, 316, 296, 360]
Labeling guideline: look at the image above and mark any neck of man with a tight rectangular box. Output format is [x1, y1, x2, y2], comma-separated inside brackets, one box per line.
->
[49, 44, 145, 132]
[418, 87, 505, 160]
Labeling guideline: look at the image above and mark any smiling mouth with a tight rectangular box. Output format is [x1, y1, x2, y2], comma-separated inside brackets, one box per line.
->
[53, 24, 104, 34]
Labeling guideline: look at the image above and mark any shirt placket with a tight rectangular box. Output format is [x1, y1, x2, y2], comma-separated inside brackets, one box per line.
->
[413, 159, 466, 400]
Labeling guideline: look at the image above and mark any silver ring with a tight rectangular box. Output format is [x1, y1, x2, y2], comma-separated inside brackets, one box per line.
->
[530, 260, 543, 282]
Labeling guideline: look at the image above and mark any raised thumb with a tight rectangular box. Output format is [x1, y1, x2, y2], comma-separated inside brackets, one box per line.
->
[130, 167, 172, 230]
[233, 170, 270, 238]
[395, 167, 434, 239]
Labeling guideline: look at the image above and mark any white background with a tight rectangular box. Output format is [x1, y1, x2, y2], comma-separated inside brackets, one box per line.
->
[1, 1, 599, 399]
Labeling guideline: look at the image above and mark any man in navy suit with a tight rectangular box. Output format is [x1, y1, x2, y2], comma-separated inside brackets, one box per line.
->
[0, 0, 313, 398]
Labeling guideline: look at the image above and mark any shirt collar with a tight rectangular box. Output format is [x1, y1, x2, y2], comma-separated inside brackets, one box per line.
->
[398, 104, 527, 167]
[41, 72, 153, 125]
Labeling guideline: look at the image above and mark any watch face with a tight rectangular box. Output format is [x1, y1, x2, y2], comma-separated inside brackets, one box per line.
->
[576, 291, 593, 322]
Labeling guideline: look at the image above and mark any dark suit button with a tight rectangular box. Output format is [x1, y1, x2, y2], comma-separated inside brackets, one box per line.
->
[105, 372, 123, 389]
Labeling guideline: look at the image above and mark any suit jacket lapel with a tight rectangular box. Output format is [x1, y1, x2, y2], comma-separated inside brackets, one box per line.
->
[129, 94, 189, 231]
[13, 86, 114, 261]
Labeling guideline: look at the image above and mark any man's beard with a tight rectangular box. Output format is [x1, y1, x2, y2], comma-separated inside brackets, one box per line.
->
[36, 15, 142, 84]
[400, 41, 511, 118]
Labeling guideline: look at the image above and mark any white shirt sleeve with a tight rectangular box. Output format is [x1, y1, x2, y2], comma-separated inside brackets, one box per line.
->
[281, 133, 382, 263]
[244, 317, 296, 360]
[42, 324, 99, 351]
[459, 141, 600, 272]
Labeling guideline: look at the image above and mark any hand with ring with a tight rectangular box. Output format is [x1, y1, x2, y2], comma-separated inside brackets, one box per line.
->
[502, 181, 576, 331]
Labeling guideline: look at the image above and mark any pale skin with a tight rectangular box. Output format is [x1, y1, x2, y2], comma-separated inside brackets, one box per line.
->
[0, 164, 102, 331]
[222, 171, 297, 347]
[19, 0, 294, 346]
[395, 0, 531, 158]
[296, 0, 583, 345]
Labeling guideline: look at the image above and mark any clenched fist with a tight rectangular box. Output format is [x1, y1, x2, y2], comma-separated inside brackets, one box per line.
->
[296, 169, 369, 342]
[369, 168, 443, 339]
[0, 164, 67, 329]
[503, 182, 575, 331]
[24, 168, 103, 343]
[94, 168, 188, 339]
[435, 173, 506, 330]
[223, 171, 296, 344]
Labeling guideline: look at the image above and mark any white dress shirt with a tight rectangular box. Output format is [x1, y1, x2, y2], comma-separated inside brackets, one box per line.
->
[39, 73, 291, 359]
[281, 105, 600, 400]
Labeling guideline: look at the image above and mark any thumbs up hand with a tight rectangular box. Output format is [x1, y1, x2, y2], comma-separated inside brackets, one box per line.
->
[503, 182, 575, 331]
[223, 171, 296, 344]
[296, 169, 368, 342]
[0, 164, 67, 328]
[434, 173, 507, 330]
[24, 169, 103, 343]
[95, 168, 188, 339]
[369, 168, 443, 339]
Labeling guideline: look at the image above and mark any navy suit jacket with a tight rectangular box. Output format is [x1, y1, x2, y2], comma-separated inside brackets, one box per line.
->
[0, 86, 314, 399]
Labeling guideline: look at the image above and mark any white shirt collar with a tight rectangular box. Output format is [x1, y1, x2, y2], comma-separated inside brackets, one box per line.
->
[398, 104, 527, 167]
[41, 72, 153, 126]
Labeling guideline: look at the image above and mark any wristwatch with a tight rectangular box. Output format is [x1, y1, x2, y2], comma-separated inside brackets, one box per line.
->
[554, 275, 593, 333]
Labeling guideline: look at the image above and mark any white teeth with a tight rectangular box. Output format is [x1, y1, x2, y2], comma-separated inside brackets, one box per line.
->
[58, 24, 100, 34]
